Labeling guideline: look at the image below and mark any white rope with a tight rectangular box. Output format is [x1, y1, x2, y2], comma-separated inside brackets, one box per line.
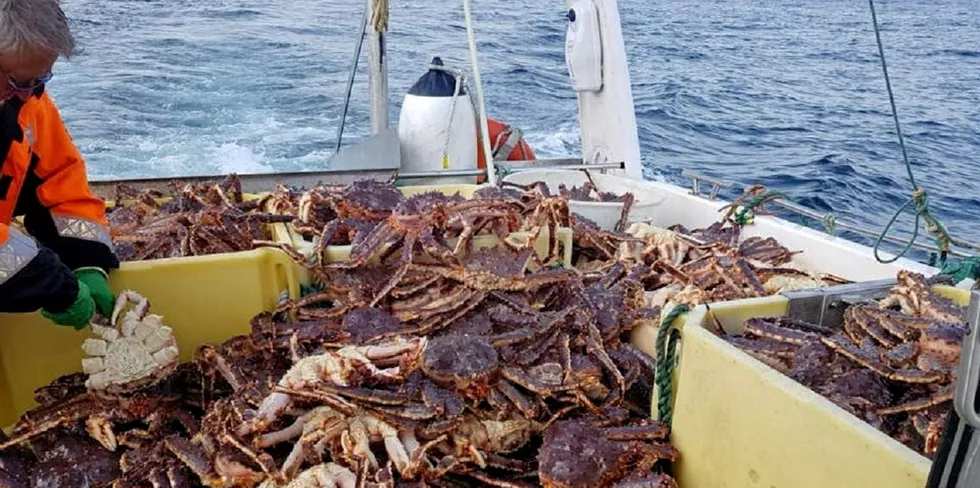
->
[428, 64, 465, 170]
[428, 62, 494, 178]
[370, 0, 388, 32]
[461, 0, 497, 185]
[443, 75, 462, 170]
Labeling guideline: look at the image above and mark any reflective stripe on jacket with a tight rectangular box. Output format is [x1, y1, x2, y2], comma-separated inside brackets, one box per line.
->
[0, 88, 118, 313]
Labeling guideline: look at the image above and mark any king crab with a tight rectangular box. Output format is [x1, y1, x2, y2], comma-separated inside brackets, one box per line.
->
[241, 337, 427, 436]
[82, 290, 180, 393]
[537, 416, 677, 488]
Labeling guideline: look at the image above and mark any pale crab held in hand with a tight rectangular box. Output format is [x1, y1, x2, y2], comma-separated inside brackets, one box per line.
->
[82, 290, 180, 393]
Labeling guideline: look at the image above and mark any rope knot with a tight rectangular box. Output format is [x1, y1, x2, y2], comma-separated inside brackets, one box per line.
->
[721, 185, 787, 227]
[874, 186, 957, 264]
[821, 214, 837, 235]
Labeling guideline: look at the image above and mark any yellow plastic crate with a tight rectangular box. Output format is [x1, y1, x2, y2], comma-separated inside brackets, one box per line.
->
[637, 285, 969, 488]
[0, 195, 300, 428]
[397, 183, 484, 199]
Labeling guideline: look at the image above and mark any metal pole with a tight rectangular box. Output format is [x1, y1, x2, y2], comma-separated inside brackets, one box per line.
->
[366, 0, 389, 135]
[395, 162, 625, 180]
[461, 0, 497, 186]
[335, 5, 369, 152]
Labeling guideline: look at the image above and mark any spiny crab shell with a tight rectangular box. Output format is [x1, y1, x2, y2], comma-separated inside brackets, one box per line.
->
[80, 290, 180, 393]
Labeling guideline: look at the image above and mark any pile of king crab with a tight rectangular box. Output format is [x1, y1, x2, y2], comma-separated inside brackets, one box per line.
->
[263, 178, 849, 300]
[0, 178, 860, 486]
[720, 270, 967, 457]
[107, 175, 292, 261]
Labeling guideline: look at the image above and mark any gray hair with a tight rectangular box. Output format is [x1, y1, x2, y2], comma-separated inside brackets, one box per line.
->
[0, 0, 76, 58]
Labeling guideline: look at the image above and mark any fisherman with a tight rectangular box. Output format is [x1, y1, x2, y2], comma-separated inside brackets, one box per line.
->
[0, 0, 119, 329]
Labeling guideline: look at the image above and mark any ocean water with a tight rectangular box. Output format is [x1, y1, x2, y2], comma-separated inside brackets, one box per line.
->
[53, 0, 980, 259]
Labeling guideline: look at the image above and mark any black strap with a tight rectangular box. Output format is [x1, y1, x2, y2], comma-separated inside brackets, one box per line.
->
[0, 98, 24, 177]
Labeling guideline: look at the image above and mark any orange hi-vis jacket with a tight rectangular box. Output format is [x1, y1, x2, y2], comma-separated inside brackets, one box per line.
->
[0, 88, 119, 314]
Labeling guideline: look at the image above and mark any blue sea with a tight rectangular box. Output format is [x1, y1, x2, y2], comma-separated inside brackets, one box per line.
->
[54, 0, 980, 260]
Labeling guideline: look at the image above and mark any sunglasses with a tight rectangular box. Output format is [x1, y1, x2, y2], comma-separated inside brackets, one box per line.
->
[1, 69, 53, 101]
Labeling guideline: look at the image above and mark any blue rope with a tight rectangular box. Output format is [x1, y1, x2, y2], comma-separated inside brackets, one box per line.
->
[866, 0, 960, 267]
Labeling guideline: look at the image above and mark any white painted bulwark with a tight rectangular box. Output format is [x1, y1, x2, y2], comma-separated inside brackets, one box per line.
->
[565, 0, 643, 181]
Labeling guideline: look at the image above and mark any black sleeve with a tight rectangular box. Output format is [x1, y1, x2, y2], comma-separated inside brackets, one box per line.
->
[0, 245, 79, 314]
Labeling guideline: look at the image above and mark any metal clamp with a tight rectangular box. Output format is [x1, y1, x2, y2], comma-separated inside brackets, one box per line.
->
[955, 290, 980, 428]
[782, 278, 898, 328]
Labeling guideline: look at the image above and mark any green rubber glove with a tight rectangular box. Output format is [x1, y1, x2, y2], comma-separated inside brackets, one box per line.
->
[76, 268, 115, 318]
[41, 281, 95, 330]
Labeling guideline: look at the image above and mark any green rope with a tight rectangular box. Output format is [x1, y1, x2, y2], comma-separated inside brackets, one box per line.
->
[655, 304, 691, 430]
[300, 284, 323, 297]
[729, 191, 787, 226]
[940, 257, 980, 284]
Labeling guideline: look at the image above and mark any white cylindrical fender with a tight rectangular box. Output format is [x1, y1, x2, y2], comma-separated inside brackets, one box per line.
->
[397, 57, 477, 186]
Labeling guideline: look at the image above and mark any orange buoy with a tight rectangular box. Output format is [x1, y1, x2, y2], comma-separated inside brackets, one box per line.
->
[476, 117, 536, 183]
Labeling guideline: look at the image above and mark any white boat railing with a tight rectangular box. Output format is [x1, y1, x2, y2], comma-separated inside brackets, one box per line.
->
[681, 169, 978, 261]
[86, 158, 623, 199]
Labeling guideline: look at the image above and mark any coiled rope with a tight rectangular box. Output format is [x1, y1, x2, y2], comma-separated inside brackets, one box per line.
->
[655, 304, 690, 431]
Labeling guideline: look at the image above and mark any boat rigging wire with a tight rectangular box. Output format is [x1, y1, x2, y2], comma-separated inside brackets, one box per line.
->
[864, 0, 980, 270]
[334, 2, 369, 153]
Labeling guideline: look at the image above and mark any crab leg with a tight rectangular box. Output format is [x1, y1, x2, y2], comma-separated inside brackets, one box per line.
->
[369, 237, 415, 308]
[338, 222, 402, 268]
[820, 335, 945, 384]
[603, 422, 670, 441]
[586, 322, 626, 395]
[723, 337, 798, 359]
[256, 410, 315, 448]
[391, 275, 441, 298]
[0, 415, 84, 451]
[164, 435, 223, 486]
[286, 463, 358, 488]
[621, 343, 658, 375]
[252, 240, 311, 268]
[466, 471, 536, 488]
[281, 416, 348, 477]
[402, 433, 447, 479]
[495, 381, 540, 419]
[197, 346, 243, 392]
[222, 433, 277, 477]
[743, 318, 825, 346]
[312, 385, 408, 406]
[878, 384, 955, 416]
